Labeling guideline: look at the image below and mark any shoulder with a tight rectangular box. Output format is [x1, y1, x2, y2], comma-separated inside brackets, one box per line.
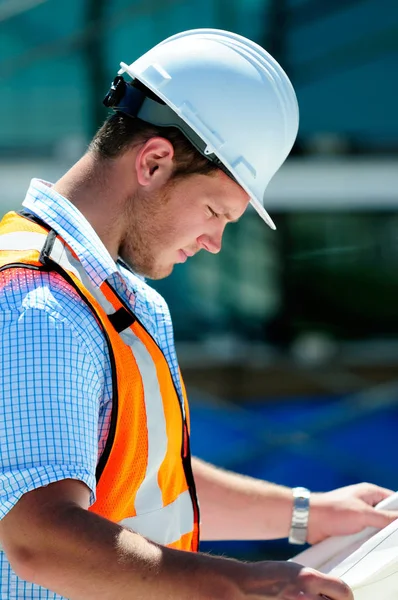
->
[0, 267, 106, 350]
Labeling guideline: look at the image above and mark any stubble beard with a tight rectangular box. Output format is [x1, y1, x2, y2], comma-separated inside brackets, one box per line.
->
[119, 188, 174, 280]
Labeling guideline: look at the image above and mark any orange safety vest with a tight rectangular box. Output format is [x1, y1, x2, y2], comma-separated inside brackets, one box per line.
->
[0, 210, 200, 552]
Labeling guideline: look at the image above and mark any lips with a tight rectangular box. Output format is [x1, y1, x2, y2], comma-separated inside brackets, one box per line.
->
[177, 249, 188, 263]
[177, 249, 197, 263]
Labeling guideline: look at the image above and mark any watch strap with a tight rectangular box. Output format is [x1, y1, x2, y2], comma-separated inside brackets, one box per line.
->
[288, 486, 311, 545]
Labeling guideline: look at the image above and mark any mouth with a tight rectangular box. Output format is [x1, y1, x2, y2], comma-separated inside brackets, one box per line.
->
[177, 249, 188, 263]
[178, 249, 196, 263]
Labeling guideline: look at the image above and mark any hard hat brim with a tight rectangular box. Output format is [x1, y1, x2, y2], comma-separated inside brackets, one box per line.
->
[249, 197, 277, 230]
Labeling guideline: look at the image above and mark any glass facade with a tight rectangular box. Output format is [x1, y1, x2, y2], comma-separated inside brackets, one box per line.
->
[1, 0, 397, 347]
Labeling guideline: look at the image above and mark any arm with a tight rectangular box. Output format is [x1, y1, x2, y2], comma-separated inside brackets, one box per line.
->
[0, 479, 231, 599]
[192, 457, 293, 540]
[0, 478, 353, 600]
[193, 458, 398, 543]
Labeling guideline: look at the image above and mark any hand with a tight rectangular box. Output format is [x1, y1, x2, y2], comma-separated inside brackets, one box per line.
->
[307, 482, 398, 544]
[237, 560, 353, 599]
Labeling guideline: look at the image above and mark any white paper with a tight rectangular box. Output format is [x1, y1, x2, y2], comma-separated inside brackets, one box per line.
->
[291, 490, 398, 599]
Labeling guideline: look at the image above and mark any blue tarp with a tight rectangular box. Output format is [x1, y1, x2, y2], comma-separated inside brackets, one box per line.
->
[189, 394, 398, 558]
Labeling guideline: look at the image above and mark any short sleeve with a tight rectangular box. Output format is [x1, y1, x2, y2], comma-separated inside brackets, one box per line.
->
[0, 269, 106, 518]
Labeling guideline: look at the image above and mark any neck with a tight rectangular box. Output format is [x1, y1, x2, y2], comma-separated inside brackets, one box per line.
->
[53, 152, 131, 260]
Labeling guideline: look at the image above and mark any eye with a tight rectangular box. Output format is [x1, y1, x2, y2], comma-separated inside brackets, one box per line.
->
[207, 206, 220, 218]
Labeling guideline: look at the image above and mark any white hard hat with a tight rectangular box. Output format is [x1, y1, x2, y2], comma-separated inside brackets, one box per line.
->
[107, 29, 299, 230]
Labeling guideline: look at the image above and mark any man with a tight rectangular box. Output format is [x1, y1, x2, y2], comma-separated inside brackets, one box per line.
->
[0, 29, 395, 600]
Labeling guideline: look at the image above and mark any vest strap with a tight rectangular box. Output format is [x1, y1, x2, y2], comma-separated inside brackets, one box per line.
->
[108, 306, 136, 332]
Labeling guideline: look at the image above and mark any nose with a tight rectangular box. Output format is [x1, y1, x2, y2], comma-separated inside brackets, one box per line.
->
[197, 232, 222, 254]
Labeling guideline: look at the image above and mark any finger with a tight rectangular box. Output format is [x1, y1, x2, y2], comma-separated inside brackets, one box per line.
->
[285, 592, 346, 600]
[363, 508, 398, 529]
[292, 595, 334, 600]
[300, 570, 353, 600]
[284, 592, 325, 600]
[286, 589, 347, 600]
[357, 484, 395, 505]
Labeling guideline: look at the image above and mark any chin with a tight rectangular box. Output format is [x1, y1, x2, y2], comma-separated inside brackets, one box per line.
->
[120, 251, 174, 281]
[148, 265, 174, 281]
[139, 260, 173, 280]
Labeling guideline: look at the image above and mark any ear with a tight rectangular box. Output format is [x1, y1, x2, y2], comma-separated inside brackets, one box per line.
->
[135, 137, 174, 189]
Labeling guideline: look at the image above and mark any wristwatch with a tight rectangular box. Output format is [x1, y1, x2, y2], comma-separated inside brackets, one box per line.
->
[288, 486, 311, 545]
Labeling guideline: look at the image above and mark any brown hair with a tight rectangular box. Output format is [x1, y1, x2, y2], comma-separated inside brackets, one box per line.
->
[90, 112, 219, 179]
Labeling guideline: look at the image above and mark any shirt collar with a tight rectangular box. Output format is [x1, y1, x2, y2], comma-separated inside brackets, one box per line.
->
[23, 178, 119, 288]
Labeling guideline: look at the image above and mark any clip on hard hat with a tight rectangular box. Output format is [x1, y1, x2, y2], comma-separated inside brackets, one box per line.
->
[103, 76, 146, 115]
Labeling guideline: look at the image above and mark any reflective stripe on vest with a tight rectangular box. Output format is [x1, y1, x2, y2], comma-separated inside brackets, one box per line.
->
[0, 211, 199, 551]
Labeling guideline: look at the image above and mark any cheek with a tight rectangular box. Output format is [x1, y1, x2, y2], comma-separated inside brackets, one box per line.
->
[158, 205, 208, 248]
[180, 212, 208, 237]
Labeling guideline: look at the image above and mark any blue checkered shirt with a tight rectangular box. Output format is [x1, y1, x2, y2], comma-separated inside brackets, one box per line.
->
[0, 179, 183, 599]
